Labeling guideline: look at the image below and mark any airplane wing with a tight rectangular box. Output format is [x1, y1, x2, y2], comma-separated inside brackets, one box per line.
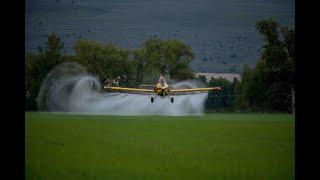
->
[170, 87, 221, 93]
[139, 85, 155, 88]
[104, 86, 154, 93]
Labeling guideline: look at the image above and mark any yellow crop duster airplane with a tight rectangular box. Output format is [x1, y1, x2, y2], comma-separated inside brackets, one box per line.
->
[104, 75, 221, 103]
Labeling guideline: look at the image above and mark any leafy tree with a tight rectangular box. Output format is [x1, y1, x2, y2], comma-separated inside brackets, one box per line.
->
[25, 53, 42, 110]
[43, 33, 64, 57]
[25, 33, 66, 110]
[74, 40, 135, 86]
[282, 27, 295, 60]
[206, 77, 235, 110]
[256, 19, 280, 45]
[161, 39, 195, 80]
[281, 26, 295, 89]
[235, 19, 295, 112]
[196, 75, 208, 84]
[137, 38, 195, 81]
[131, 39, 163, 85]
[235, 64, 251, 110]
[73, 38, 196, 87]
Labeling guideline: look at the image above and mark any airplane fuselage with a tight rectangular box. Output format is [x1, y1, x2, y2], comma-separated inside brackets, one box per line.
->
[154, 84, 169, 97]
[154, 76, 169, 97]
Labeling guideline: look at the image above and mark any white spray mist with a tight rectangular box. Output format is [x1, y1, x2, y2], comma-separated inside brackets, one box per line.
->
[37, 62, 208, 116]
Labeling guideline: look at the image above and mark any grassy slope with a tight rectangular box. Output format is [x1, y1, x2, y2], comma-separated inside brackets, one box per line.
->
[25, 112, 294, 180]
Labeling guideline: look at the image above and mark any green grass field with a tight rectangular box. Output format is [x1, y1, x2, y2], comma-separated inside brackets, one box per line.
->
[25, 112, 294, 180]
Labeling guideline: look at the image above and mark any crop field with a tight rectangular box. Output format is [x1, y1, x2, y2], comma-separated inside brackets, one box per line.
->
[25, 112, 294, 180]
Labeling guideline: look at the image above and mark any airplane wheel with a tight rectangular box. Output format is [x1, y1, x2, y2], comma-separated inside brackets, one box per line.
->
[171, 97, 174, 103]
[151, 97, 154, 103]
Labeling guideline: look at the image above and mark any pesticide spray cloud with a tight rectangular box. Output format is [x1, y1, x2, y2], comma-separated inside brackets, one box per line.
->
[37, 62, 208, 116]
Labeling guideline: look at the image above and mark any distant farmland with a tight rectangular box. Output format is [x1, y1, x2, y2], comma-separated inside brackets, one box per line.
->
[26, 112, 294, 180]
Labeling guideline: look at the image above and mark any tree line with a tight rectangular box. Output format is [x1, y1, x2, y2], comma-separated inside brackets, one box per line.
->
[199, 19, 295, 112]
[25, 19, 294, 112]
[25, 36, 195, 110]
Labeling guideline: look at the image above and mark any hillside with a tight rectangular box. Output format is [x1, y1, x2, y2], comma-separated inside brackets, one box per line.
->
[26, 0, 294, 73]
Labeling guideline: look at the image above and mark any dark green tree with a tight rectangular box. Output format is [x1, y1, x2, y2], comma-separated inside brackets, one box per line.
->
[206, 77, 235, 111]
[235, 19, 295, 112]
[25, 33, 66, 110]
[235, 64, 251, 110]
[74, 40, 135, 86]
[137, 38, 195, 81]
[196, 75, 208, 84]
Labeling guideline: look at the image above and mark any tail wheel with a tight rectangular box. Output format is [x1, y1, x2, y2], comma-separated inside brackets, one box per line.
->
[151, 97, 154, 103]
[171, 97, 174, 103]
